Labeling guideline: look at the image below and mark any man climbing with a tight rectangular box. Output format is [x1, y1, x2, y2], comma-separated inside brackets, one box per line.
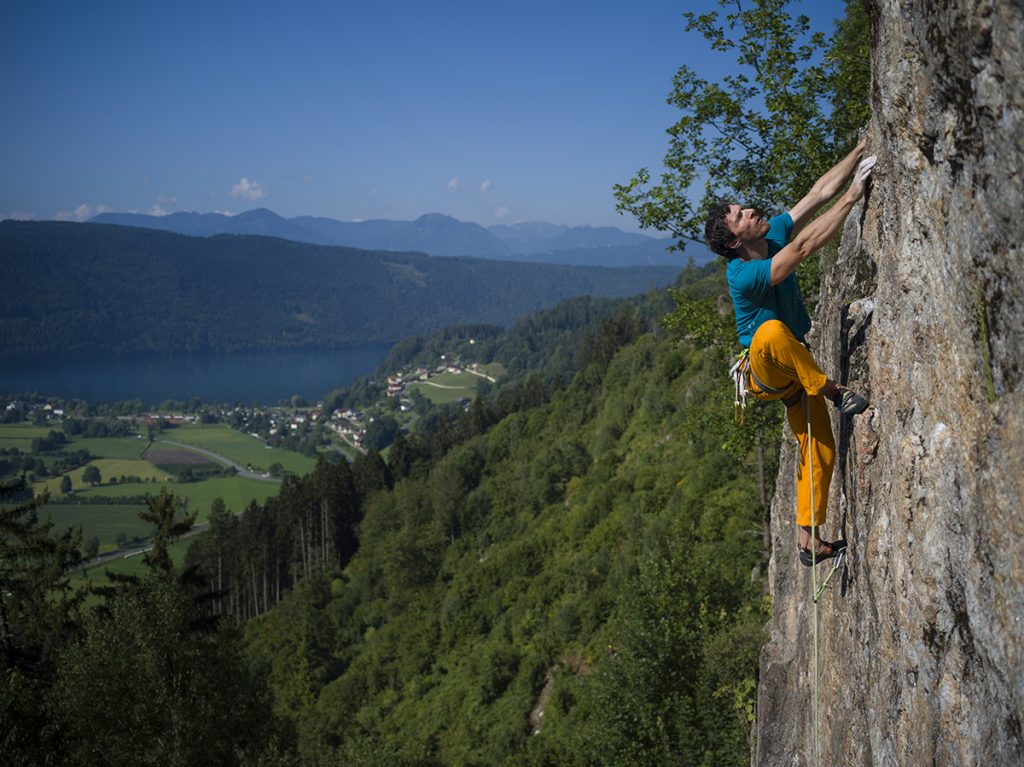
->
[704, 139, 877, 567]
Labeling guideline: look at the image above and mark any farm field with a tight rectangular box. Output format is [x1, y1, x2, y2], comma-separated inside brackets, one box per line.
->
[68, 475, 280, 520]
[145, 446, 216, 466]
[69, 538, 192, 594]
[475, 362, 507, 380]
[0, 423, 56, 449]
[44, 503, 151, 554]
[407, 371, 481, 404]
[72, 435, 148, 459]
[0, 427, 148, 458]
[4, 421, 307, 592]
[168, 476, 281, 518]
[157, 424, 316, 474]
[34, 458, 171, 496]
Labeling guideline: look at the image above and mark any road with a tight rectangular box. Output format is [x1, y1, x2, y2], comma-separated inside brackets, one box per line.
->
[75, 521, 211, 572]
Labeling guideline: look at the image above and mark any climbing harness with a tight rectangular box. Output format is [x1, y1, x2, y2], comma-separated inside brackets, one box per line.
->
[729, 350, 804, 424]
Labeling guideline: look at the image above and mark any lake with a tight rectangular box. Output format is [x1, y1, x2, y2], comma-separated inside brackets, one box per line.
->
[0, 346, 392, 405]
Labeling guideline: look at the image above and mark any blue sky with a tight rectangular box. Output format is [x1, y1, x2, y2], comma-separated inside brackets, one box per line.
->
[1, 0, 845, 229]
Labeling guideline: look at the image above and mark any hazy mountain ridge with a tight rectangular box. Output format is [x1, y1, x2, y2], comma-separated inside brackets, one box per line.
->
[89, 208, 709, 267]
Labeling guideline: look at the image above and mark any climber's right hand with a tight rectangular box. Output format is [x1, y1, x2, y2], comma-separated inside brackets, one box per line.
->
[848, 155, 877, 199]
[856, 155, 877, 182]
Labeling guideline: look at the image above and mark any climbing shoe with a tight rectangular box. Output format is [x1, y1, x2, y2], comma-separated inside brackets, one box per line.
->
[799, 539, 847, 567]
[832, 387, 869, 415]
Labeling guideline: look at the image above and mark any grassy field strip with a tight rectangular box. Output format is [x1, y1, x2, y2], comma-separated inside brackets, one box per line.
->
[33, 458, 172, 497]
[0, 428, 150, 459]
[72, 435, 148, 459]
[162, 424, 315, 474]
[68, 538, 192, 597]
[37, 476, 279, 547]
[64, 475, 280, 521]
[0, 424, 55, 449]
[477, 362, 506, 379]
[44, 504, 151, 554]
[407, 371, 481, 404]
[171, 476, 281, 519]
[92, 457, 171, 483]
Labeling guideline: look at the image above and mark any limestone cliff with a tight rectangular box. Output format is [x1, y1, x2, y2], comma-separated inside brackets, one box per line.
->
[754, 1, 1023, 764]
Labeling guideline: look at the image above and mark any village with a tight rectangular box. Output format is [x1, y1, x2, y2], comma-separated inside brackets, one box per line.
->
[5, 350, 502, 462]
[327, 352, 500, 453]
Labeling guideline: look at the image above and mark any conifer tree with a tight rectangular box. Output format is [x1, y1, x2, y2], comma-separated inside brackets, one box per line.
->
[0, 481, 81, 765]
[139, 486, 197, 575]
[0, 481, 80, 671]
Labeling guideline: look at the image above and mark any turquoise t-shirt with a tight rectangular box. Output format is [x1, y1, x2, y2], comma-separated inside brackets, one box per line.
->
[726, 212, 810, 347]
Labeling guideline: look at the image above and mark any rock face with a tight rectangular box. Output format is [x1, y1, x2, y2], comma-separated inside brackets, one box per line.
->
[754, 1, 1023, 765]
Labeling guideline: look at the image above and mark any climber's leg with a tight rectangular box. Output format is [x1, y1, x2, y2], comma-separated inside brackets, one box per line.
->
[787, 392, 835, 533]
[749, 319, 829, 396]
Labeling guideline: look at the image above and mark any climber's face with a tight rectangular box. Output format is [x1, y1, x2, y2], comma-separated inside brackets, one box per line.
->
[725, 205, 769, 249]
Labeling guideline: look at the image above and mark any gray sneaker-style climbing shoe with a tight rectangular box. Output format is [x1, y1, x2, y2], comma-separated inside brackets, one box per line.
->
[799, 539, 847, 567]
[833, 388, 868, 415]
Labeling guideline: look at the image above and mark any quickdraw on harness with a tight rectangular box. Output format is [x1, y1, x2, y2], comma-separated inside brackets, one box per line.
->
[729, 350, 804, 424]
[728, 350, 751, 424]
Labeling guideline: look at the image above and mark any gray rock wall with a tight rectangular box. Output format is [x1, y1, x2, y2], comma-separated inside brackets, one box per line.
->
[754, 1, 1024, 764]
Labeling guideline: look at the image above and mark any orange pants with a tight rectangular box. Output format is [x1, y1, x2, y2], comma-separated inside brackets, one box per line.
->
[747, 320, 834, 528]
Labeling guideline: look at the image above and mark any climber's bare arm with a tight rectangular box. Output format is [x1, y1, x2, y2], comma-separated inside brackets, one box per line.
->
[787, 139, 867, 235]
[770, 155, 877, 286]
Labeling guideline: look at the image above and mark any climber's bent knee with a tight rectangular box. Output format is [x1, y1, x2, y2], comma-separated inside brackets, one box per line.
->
[750, 320, 828, 396]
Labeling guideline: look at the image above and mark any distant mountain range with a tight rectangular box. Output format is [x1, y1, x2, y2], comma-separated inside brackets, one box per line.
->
[89, 208, 712, 267]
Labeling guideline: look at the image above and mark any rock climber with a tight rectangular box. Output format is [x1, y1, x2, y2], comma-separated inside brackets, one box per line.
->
[703, 139, 877, 566]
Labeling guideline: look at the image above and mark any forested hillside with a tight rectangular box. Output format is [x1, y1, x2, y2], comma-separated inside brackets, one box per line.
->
[366, 293, 654, 394]
[0, 221, 677, 357]
[191, 264, 774, 765]
[1, 264, 776, 766]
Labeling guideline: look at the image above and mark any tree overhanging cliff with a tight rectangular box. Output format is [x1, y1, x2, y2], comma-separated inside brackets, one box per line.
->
[756, 1, 1023, 765]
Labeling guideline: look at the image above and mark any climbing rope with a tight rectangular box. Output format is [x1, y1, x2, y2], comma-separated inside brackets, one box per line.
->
[806, 393, 820, 767]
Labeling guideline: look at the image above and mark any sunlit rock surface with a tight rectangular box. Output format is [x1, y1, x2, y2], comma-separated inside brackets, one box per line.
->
[754, 1, 1023, 764]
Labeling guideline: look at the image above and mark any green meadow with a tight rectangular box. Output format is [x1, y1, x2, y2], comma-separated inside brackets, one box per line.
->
[476, 361, 507, 379]
[68, 538, 192, 593]
[72, 435, 148, 459]
[0, 423, 55, 450]
[34, 458, 171, 496]
[407, 371, 482, 404]
[65, 475, 280, 520]
[157, 424, 316, 474]
[44, 503, 151, 554]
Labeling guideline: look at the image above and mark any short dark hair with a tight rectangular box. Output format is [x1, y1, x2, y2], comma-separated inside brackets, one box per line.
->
[704, 202, 738, 260]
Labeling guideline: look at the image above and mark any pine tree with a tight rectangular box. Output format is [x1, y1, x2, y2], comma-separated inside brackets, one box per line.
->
[0, 481, 80, 671]
[139, 486, 197, 575]
[0, 480, 81, 765]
